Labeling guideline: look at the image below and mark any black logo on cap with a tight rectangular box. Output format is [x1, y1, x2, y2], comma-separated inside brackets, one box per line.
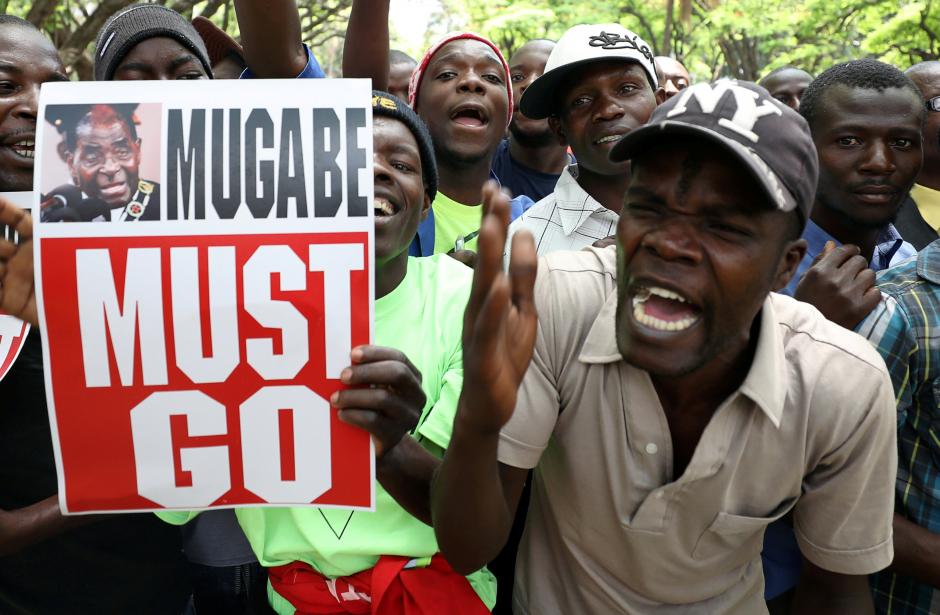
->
[588, 32, 653, 62]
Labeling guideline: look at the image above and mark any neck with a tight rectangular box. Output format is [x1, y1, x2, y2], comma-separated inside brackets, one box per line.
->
[508, 136, 569, 175]
[917, 157, 940, 191]
[576, 165, 631, 214]
[650, 316, 758, 420]
[437, 156, 493, 205]
[375, 251, 408, 299]
[810, 201, 881, 260]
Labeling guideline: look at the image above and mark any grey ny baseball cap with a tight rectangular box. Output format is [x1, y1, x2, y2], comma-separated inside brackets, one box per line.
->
[610, 79, 819, 223]
[520, 23, 658, 120]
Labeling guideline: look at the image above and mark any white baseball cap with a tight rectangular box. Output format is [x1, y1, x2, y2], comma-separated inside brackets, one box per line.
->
[519, 24, 658, 119]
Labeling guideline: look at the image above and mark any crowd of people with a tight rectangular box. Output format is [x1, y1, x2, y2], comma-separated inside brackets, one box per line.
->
[0, 1, 938, 614]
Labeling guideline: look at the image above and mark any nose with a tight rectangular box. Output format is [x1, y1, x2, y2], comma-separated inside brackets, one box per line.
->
[11, 83, 39, 121]
[640, 219, 702, 265]
[373, 154, 393, 183]
[593, 91, 625, 123]
[100, 154, 121, 174]
[457, 70, 486, 94]
[859, 141, 896, 175]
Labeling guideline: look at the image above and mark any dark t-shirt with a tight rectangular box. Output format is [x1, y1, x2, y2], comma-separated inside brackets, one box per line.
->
[490, 139, 564, 202]
[0, 332, 191, 614]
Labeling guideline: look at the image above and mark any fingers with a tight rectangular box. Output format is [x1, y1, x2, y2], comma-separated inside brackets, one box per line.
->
[465, 183, 511, 338]
[0, 241, 15, 260]
[350, 345, 419, 376]
[814, 244, 861, 271]
[0, 199, 29, 240]
[508, 230, 537, 318]
[339, 360, 425, 401]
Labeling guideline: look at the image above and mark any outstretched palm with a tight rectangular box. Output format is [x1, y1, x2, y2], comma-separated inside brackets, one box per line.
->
[460, 182, 538, 434]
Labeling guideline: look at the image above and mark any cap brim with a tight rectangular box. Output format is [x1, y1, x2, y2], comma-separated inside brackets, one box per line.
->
[610, 120, 799, 215]
[520, 57, 649, 120]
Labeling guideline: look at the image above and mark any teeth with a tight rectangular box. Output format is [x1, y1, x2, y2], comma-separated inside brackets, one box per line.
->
[595, 134, 623, 144]
[632, 299, 698, 331]
[647, 286, 687, 303]
[374, 197, 394, 216]
[631, 285, 697, 332]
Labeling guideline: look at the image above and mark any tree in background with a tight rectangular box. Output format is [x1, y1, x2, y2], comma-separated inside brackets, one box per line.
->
[2, 0, 937, 81]
[0, 0, 353, 80]
[433, 0, 938, 81]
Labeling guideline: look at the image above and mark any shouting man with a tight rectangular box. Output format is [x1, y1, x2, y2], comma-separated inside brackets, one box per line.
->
[433, 81, 897, 614]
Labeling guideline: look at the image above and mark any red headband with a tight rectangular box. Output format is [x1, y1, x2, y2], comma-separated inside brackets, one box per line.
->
[408, 32, 513, 127]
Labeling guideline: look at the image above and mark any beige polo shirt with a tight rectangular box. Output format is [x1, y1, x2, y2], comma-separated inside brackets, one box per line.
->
[498, 246, 897, 614]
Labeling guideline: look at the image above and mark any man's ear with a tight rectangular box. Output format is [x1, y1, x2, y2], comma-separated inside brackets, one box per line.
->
[655, 87, 668, 105]
[65, 151, 78, 182]
[420, 192, 432, 221]
[548, 116, 567, 147]
[773, 237, 808, 291]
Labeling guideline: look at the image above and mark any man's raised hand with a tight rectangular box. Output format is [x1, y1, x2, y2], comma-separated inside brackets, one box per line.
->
[0, 197, 36, 327]
[459, 181, 537, 433]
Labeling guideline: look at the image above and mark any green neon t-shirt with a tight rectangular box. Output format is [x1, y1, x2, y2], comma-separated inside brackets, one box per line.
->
[157, 255, 495, 611]
[431, 192, 482, 255]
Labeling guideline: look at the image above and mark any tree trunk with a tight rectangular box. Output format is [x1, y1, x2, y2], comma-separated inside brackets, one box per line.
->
[25, 0, 58, 28]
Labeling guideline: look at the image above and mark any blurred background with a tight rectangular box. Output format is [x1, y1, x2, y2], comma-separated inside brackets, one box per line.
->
[2, 0, 936, 82]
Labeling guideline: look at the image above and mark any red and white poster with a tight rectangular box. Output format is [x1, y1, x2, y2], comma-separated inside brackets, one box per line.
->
[0, 191, 32, 383]
[33, 80, 375, 514]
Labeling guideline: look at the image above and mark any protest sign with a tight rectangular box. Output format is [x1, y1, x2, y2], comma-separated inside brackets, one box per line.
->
[33, 80, 375, 514]
[0, 192, 32, 382]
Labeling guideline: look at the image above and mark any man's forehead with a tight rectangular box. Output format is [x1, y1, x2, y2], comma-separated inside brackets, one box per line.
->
[431, 40, 502, 69]
[76, 117, 133, 140]
[510, 41, 553, 65]
[819, 84, 921, 122]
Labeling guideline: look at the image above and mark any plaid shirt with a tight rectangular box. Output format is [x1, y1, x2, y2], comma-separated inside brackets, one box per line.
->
[858, 241, 940, 614]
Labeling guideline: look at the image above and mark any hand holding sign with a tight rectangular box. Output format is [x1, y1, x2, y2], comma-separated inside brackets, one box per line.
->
[458, 181, 538, 434]
[0, 196, 37, 327]
[332, 345, 426, 459]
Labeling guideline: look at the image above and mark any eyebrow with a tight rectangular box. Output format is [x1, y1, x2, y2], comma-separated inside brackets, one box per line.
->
[0, 61, 21, 73]
[431, 51, 502, 70]
[169, 54, 200, 71]
[386, 143, 420, 157]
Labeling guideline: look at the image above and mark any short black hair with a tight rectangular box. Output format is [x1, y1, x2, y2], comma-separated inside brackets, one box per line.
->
[389, 49, 416, 66]
[0, 14, 37, 29]
[800, 58, 924, 130]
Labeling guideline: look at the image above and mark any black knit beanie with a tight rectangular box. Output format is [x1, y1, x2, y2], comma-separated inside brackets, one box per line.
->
[94, 3, 213, 81]
[371, 90, 438, 203]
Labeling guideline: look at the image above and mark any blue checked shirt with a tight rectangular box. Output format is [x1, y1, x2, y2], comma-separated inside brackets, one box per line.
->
[857, 240, 940, 614]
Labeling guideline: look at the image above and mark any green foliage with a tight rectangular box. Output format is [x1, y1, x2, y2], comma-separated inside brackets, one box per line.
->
[430, 0, 938, 81]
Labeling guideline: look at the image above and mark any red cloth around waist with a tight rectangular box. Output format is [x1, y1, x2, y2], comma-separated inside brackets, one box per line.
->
[268, 554, 490, 615]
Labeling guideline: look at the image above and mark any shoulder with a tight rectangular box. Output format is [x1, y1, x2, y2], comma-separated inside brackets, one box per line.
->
[509, 192, 558, 230]
[411, 254, 473, 303]
[535, 246, 616, 322]
[770, 293, 891, 400]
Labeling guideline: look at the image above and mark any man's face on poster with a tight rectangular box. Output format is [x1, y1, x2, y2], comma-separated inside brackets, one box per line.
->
[67, 109, 141, 207]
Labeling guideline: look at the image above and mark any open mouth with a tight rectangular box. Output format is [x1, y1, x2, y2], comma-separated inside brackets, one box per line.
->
[593, 134, 624, 146]
[374, 196, 399, 217]
[631, 285, 701, 332]
[5, 137, 34, 160]
[450, 104, 489, 128]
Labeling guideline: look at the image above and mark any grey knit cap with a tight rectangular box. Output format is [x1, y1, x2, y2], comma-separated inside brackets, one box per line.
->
[94, 3, 212, 81]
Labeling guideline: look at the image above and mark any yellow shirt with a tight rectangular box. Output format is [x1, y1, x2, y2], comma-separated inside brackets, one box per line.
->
[431, 192, 482, 254]
[911, 183, 940, 232]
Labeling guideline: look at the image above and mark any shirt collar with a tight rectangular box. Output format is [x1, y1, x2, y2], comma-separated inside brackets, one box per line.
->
[579, 292, 788, 428]
[803, 219, 910, 271]
[554, 165, 611, 237]
[918, 240, 940, 284]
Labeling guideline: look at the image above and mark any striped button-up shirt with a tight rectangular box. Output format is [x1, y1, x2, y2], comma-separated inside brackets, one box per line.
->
[858, 240, 940, 614]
